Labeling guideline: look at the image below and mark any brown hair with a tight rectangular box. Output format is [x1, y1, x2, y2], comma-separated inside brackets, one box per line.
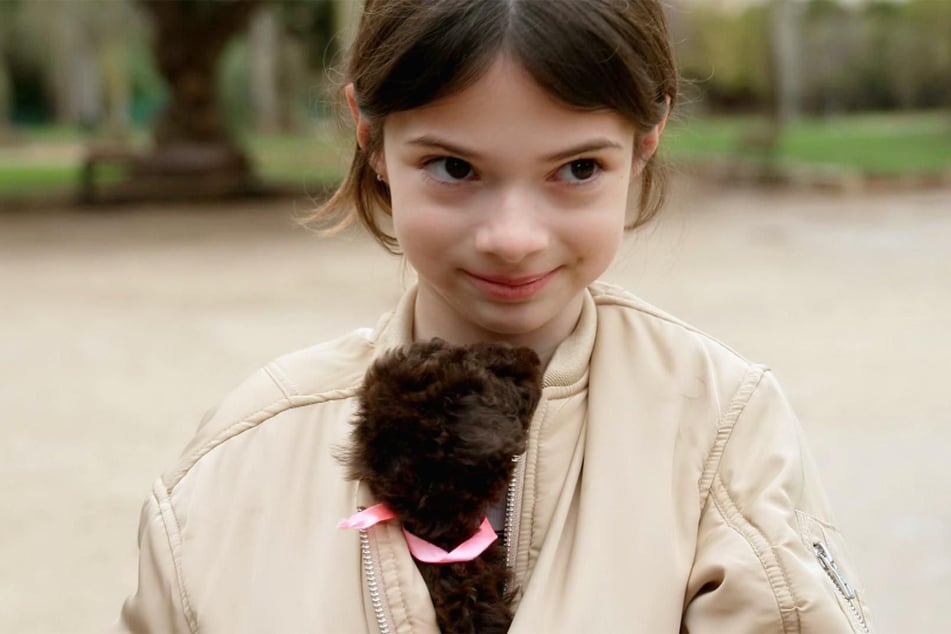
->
[315, 0, 678, 254]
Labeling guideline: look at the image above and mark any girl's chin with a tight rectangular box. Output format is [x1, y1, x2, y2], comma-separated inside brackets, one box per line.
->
[460, 303, 570, 344]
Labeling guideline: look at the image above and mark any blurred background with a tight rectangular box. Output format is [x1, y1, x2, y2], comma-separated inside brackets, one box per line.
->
[0, 0, 948, 631]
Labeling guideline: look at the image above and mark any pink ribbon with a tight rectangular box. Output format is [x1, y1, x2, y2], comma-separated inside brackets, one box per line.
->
[337, 503, 397, 529]
[338, 503, 498, 564]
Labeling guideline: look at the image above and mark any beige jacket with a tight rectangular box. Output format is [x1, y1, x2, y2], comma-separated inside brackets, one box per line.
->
[116, 282, 872, 633]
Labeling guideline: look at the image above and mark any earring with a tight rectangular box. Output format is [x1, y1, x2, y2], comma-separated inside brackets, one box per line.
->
[376, 173, 384, 183]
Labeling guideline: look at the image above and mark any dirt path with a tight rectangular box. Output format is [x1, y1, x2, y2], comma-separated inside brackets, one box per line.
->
[1, 179, 947, 631]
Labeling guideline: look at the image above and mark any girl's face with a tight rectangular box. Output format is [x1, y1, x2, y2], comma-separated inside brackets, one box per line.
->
[367, 56, 659, 362]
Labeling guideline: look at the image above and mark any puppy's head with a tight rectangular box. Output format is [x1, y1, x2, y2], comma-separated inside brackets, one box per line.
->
[344, 339, 541, 540]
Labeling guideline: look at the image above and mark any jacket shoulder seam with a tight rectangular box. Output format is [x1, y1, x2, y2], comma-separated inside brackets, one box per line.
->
[152, 480, 199, 633]
[591, 285, 750, 363]
[709, 474, 801, 634]
[164, 386, 359, 491]
[697, 365, 767, 509]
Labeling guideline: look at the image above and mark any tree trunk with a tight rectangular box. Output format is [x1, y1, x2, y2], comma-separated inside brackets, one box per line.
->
[118, 0, 262, 200]
[746, 0, 801, 180]
[145, 0, 258, 144]
[101, 40, 132, 139]
[0, 33, 9, 139]
[250, 6, 280, 134]
[51, 0, 101, 127]
[769, 0, 800, 129]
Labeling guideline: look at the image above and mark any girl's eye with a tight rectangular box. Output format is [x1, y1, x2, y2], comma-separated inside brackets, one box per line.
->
[424, 157, 475, 182]
[555, 159, 600, 184]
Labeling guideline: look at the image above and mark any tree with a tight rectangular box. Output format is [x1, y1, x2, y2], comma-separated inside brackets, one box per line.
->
[128, 0, 261, 198]
[249, 6, 280, 133]
[274, 0, 339, 126]
[769, 0, 801, 127]
[0, 11, 10, 138]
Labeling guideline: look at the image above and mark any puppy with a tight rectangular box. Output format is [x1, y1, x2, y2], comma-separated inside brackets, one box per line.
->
[342, 339, 542, 633]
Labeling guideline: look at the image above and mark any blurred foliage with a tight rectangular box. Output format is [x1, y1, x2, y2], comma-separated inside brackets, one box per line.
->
[126, 41, 168, 127]
[673, 4, 772, 110]
[1, 0, 949, 200]
[3, 0, 948, 131]
[3, 112, 949, 198]
[277, 0, 338, 73]
[209, 1, 339, 133]
[673, 0, 951, 114]
[0, 0, 338, 133]
[2, 0, 146, 125]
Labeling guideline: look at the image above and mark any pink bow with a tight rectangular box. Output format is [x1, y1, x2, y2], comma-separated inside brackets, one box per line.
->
[338, 503, 498, 564]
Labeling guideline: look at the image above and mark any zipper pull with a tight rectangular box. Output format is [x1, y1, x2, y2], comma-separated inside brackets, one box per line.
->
[813, 542, 855, 600]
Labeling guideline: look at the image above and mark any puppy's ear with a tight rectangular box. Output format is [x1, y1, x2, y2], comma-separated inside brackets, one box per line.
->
[471, 344, 539, 382]
[470, 344, 542, 424]
[393, 338, 473, 393]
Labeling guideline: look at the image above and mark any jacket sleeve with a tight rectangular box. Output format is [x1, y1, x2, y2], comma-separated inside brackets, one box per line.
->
[112, 481, 195, 634]
[683, 370, 873, 633]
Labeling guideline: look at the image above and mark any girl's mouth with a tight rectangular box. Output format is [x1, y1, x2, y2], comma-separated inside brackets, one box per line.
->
[465, 269, 560, 301]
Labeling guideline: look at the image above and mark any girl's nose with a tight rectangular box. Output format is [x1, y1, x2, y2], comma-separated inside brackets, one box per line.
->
[474, 188, 549, 263]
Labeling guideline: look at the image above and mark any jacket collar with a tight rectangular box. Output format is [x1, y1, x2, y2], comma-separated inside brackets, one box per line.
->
[368, 285, 597, 391]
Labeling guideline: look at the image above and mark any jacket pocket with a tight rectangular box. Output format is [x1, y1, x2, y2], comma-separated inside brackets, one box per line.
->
[795, 510, 872, 633]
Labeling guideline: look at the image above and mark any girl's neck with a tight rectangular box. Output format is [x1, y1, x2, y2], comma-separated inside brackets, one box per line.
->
[411, 290, 584, 370]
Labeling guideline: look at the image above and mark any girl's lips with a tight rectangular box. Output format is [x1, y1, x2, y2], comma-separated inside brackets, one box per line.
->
[465, 268, 560, 301]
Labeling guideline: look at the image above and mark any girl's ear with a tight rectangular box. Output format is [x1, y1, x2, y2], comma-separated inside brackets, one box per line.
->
[346, 83, 387, 181]
[632, 95, 671, 177]
[345, 83, 371, 150]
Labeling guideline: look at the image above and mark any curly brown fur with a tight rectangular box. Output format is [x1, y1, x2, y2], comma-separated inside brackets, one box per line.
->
[341, 339, 542, 634]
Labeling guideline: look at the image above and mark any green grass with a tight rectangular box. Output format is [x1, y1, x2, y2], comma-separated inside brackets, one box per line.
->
[19, 126, 151, 145]
[1, 112, 948, 198]
[0, 165, 81, 195]
[665, 111, 951, 175]
[240, 126, 351, 187]
[0, 125, 351, 197]
[0, 164, 125, 196]
[0, 126, 146, 196]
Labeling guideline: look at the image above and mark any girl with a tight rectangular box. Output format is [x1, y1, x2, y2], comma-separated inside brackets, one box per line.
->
[117, 1, 872, 632]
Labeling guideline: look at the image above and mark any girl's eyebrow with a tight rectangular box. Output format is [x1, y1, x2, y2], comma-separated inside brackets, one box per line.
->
[407, 135, 482, 160]
[543, 139, 624, 162]
[406, 135, 624, 162]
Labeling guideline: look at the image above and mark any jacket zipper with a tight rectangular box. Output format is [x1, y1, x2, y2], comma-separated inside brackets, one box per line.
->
[503, 453, 526, 594]
[360, 526, 393, 634]
[813, 541, 869, 633]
